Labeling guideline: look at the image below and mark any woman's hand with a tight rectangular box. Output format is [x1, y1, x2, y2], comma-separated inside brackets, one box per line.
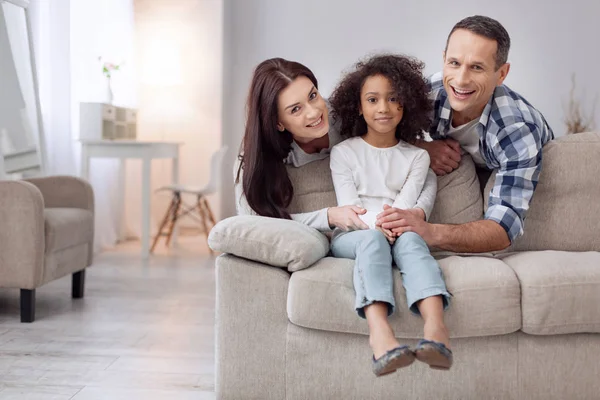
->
[327, 206, 369, 231]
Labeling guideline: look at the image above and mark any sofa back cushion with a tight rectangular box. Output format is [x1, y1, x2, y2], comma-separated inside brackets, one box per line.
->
[429, 154, 483, 224]
[286, 157, 337, 214]
[484, 132, 600, 252]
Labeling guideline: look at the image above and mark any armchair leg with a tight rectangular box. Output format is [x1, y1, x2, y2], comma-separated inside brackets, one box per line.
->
[20, 289, 35, 323]
[72, 269, 85, 299]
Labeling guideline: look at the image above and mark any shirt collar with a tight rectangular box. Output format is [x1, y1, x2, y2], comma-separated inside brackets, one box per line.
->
[437, 91, 495, 136]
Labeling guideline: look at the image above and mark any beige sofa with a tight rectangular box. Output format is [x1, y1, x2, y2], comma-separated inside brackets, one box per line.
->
[209, 132, 600, 400]
[0, 176, 95, 322]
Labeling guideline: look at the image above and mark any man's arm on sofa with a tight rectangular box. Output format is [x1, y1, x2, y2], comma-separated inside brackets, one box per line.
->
[24, 176, 94, 211]
[0, 180, 46, 288]
[428, 219, 510, 252]
[377, 207, 510, 253]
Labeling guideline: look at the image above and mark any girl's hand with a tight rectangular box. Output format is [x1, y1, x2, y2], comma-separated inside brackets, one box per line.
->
[376, 226, 396, 244]
[327, 206, 369, 231]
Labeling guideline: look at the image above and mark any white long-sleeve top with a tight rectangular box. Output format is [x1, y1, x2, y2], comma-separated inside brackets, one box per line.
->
[330, 137, 434, 229]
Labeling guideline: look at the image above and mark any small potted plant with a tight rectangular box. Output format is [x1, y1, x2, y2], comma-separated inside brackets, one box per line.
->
[98, 57, 124, 104]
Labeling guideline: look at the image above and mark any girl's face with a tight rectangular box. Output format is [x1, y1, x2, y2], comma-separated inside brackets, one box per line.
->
[359, 74, 403, 138]
[277, 76, 330, 144]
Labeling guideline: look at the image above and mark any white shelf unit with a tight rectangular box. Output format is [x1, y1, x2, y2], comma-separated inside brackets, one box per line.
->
[79, 103, 137, 141]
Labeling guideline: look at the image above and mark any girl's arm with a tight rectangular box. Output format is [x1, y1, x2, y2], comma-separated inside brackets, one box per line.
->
[414, 169, 437, 220]
[330, 147, 376, 229]
[392, 150, 431, 211]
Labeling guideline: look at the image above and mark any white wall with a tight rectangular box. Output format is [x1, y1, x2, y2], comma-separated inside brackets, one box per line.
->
[221, 0, 600, 217]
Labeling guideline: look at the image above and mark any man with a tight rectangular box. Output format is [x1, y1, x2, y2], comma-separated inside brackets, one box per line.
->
[376, 15, 554, 252]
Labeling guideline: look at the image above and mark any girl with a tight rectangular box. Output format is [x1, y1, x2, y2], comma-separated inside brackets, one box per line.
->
[234, 58, 438, 230]
[329, 54, 452, 376]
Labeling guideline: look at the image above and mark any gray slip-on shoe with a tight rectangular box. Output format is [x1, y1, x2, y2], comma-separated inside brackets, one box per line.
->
[414, 339, 453, 370]
[372, 345, 415, 376]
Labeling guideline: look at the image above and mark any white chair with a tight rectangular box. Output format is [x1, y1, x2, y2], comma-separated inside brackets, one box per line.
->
[151, 146, 228, 254]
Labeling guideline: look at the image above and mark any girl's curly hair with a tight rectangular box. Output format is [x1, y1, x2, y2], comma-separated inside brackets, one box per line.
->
[330, 54, 432, 144]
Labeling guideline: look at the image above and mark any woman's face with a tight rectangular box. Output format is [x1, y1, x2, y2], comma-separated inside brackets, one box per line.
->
[276, 76, 329, 144]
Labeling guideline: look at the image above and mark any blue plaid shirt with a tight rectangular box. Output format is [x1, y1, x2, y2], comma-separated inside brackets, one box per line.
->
[428, 72, 554, 243]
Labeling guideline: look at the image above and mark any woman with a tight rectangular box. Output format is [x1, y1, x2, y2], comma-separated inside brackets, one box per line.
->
[235, 57, 436, 230]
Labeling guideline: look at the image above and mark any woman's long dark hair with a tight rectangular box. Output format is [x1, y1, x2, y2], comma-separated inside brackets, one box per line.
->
[236, 58, 318, 219]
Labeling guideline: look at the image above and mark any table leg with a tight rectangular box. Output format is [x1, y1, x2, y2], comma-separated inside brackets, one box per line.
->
[141, 156, 151, 257]
[117, 158, 127, 241]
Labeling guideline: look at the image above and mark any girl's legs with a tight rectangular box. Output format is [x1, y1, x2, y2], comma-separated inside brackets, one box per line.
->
[331, 229, 399, 358]
[392, 231, 451, 347]
[416, 296, 450, 349]
[364, 302, 400, 359]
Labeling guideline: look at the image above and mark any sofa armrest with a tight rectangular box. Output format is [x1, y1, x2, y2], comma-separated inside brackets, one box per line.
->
[24, 175, 94, 212]
[0, 180, 45, 289]
[216, 254, 289, 399]
[208, 215, 330, 272]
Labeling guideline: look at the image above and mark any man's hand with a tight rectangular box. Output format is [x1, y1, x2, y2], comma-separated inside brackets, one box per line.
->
[327, 206, 369, 231]
[376, 226, 396, 244]
[416, 138, 462, 176]
[375, 204, 426, 227]
[376, 205, 435, 244]
[376, 204, 513, 252]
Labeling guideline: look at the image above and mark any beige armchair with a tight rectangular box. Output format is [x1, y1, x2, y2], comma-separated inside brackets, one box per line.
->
[0, 175, 94, 322]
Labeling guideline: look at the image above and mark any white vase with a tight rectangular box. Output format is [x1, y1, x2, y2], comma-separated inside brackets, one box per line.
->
[105, 77, 114, 104]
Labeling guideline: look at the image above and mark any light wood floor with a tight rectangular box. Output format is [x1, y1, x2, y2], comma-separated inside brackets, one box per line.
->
[0, 237, 216, 399]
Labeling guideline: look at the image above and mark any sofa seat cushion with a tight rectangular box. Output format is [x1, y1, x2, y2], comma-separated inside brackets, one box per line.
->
[44, 208, 94, 253]
[502, 251, 600, 335]
[288, 255, 521, 338]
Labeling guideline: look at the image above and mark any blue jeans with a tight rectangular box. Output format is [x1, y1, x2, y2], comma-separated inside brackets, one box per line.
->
[330, 230, 450, 318]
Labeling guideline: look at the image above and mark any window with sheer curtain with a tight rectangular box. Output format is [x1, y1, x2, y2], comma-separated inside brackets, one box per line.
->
[29, 0, 137, 252]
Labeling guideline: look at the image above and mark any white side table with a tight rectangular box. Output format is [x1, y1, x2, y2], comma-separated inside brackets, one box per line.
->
[80, 140, 181, 257]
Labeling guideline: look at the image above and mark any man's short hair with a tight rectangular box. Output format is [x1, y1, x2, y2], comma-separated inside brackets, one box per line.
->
[445, 15, 511, 70]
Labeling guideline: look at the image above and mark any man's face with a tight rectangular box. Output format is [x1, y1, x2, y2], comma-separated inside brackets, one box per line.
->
[443, 29, 510, 126]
